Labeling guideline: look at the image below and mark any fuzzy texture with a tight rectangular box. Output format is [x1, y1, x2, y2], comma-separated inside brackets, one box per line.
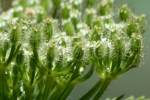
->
[0, 0, 146, 99]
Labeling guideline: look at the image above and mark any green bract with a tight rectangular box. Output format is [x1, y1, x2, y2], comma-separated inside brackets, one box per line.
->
[0, 0, 146, 99]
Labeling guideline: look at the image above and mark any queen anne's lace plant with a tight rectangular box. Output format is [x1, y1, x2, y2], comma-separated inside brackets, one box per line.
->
[0, 0, 146, 99]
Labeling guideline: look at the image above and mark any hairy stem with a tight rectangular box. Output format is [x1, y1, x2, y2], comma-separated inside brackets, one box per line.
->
[93, 78, 111, 100]
[80, 79, 101, 100]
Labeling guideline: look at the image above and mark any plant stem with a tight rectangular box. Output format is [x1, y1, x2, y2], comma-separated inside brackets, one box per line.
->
[79, 79, 101, 100]
[0, 64, 9, 100]
[49, 85, 61, 100]
[93, 78, 111, 100]
[60, 83, 74, 100]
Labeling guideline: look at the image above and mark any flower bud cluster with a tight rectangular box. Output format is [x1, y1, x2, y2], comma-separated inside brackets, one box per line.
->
[0, 0, 145, 99]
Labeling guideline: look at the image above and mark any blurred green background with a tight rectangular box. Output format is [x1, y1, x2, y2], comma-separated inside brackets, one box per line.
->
[0, 0, 150, 99]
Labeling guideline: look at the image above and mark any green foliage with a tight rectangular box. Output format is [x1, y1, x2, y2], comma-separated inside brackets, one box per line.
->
[0, 0, 146, 99]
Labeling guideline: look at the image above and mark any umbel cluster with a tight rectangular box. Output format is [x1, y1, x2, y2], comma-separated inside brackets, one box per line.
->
[0, 0, 145, 99]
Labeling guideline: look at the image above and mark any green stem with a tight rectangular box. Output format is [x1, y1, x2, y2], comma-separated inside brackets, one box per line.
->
[50, 85, 62, 100]
[43, 76, 56, 99]
[93, 78, 111, 100]
[60, 83, 74, 100]
[0, 64, 9, 99]
[54, 81, 72, 100]
[79, 80, 101, 100]
[57, 64, 81, 100]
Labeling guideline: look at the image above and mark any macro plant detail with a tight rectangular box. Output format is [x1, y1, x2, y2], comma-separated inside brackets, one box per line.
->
[0, 0, 146, 100]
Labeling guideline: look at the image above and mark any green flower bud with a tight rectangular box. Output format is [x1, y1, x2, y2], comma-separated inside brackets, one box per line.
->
[10, 25, 20, 45]
[63, 21, 75, 36]
[95, 42, 107, 76]
[30, 27, 41, 50]
[47, 44, 55, 69]
[84, 8, 96, 27]
[44, 18, 53, 40]
[61, 5, 70, 19]
[111, 36, 124, 74]
[119, 5, 130, 21]
[0, 0, 146, 99]
[125, 33, 142, 70]
[90, 26, 102, 41]
[136, 15, 146, 33]
[127, 22, 139, 37]
[73, 43, 84, 61]
[98, 0, 113, 15]
[85, 0, 96, 7]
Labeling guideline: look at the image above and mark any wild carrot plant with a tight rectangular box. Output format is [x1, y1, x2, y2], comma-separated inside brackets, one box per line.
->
[0, 0, 146, 99]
